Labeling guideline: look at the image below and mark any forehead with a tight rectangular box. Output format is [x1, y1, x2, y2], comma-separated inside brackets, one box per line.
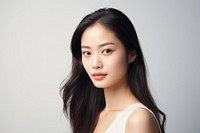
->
[81, 23, 120, 47]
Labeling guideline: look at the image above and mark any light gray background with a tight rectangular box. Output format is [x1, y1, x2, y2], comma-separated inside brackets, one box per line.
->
[1, 0, 200, 133]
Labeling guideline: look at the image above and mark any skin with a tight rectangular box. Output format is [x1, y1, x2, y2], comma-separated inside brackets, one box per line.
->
[81, 23, 159, 133]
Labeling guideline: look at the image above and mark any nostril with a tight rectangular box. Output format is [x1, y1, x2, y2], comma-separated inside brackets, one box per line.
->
[92, 65, 100, 69]
[92, 62, 103, 69]
[92, 55, 103, 69]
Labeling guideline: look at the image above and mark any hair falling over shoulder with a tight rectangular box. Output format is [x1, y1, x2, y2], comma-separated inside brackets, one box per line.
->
[60, 8, 166, 133]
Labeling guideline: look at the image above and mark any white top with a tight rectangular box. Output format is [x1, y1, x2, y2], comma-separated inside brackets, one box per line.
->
[105, 103, 161, 133]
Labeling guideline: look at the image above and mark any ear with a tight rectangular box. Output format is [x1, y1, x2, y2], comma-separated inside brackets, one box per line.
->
[128, 51, 137, 63]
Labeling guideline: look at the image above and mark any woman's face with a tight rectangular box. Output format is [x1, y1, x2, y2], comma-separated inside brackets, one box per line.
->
[81, 23, 135, 89]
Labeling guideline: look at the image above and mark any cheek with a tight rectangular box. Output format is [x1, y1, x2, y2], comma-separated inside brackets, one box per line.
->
[82, 59, 85, 67]
[82, 60, 89, 72]
[107, 54, 128, 71]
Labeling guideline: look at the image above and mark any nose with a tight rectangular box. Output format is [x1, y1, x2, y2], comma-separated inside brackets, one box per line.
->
[92, 54, 103, 69]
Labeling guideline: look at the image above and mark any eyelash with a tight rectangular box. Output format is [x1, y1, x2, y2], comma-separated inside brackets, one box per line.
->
[82, 51, 91, 56]
[82, 49, 113, 57]
[102, 49, 112, 55]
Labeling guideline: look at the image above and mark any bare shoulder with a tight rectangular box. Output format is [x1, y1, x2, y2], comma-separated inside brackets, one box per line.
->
[126, 108, 160, 133]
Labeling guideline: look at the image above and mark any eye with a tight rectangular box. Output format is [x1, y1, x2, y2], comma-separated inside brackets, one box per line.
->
[82, 51, 91, 57]
[102, 49, 112, 55]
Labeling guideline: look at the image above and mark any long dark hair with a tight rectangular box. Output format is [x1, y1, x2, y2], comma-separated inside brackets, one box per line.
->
[61, 8, 166, 133]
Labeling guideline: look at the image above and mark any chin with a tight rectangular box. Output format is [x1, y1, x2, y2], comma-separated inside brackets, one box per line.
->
[92, 82, 111, 89]
[90, 78, 112, 89]
[93, 83, 105, 89]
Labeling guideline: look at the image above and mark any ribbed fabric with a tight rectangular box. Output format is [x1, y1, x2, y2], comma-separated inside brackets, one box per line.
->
[105, 103, 161, 133]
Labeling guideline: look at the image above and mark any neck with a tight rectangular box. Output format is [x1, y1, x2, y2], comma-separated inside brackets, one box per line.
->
[102, 84, 139, 113]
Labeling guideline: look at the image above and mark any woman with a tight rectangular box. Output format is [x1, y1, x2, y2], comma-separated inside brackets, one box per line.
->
[61, 8, 166, 133]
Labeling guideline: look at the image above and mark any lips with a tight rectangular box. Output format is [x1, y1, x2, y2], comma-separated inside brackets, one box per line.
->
[92, 73, 107, 80]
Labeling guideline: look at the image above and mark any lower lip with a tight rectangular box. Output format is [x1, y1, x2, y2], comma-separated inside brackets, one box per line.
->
[93, 75, 107, 80]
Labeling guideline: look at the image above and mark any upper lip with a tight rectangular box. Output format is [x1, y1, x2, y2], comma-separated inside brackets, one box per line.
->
[92, 73, 107, 76]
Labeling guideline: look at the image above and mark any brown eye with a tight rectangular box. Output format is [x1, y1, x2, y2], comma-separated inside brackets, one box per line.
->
[82, 51, 91, 57]
[102, 49, 112, 55]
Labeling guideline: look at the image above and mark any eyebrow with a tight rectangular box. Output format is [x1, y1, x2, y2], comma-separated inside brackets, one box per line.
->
[81, 42, 115, 49]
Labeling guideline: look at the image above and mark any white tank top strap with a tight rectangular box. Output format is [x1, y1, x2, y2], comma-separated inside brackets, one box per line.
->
[105, 103, 161, 133]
